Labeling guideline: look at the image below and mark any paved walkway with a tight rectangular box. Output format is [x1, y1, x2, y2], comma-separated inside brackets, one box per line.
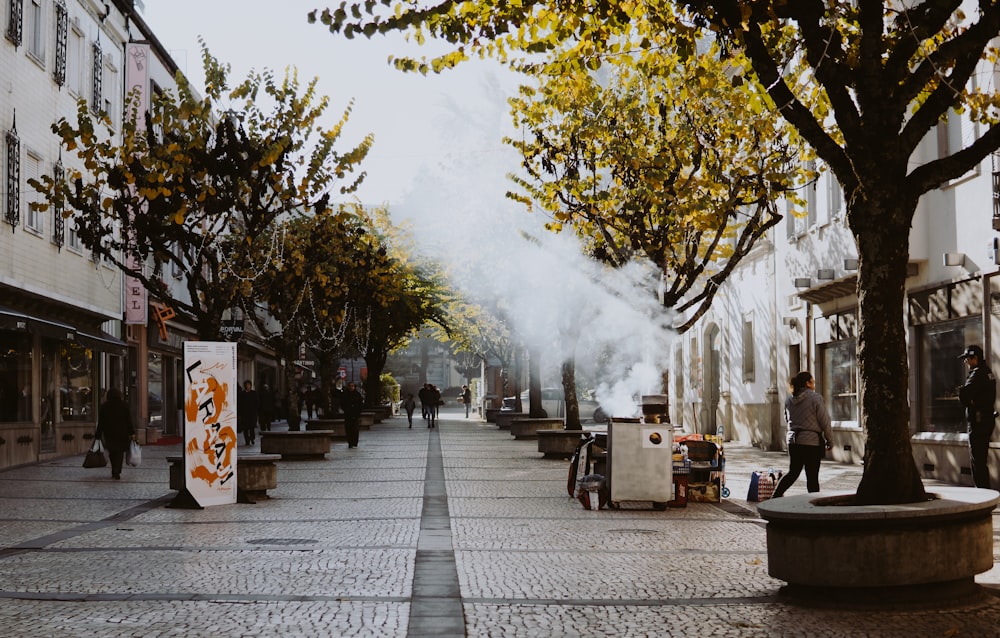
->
[2, 408, 1000, 637]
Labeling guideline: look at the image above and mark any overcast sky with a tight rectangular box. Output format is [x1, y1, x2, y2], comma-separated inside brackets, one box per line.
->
[139, 0, 524, 212]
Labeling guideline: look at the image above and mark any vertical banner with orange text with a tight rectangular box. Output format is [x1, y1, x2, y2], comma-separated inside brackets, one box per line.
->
[183, 342, 238, 506]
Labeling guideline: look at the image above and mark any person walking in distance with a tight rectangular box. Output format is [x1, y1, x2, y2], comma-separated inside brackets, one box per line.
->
[237, 380, 259, 446]
[418, 383, 430, 421]
[462, 385, 472, 418]
[95, 388, 135, 480]
[959, 345, 997, 489]
[772, 371, 833, 498]
[402, 393, 417, 428]
[258, 383, 275, 433]
[428, 384, 441, 428]
[341, 381, 365, 448]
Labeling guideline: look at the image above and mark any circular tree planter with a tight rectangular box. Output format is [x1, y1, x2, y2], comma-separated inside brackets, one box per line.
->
[757, 487, 999, 605]
[537, 429, 585, 459]
[510, 417, 564, 440]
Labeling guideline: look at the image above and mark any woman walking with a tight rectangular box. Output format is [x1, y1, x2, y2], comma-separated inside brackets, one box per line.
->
[95, 388, 135, 480]
[772, 371, 833, 497]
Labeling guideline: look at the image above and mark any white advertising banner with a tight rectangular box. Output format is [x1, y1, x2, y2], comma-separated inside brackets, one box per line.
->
[183, 342, 238, 506]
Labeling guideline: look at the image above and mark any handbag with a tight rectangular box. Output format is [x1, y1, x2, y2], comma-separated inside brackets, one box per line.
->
[746, 470, 782, 502]
[83, 439, 107, 468]
[126, 440, 142, 467]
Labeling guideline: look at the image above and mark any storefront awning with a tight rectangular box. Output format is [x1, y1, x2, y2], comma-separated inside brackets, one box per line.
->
[0, 306, 125, 354]
[75, 330, 127, 355]
[797, 275, 858, 304]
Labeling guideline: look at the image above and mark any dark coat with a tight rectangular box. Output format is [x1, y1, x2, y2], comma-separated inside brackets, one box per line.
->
[341, 388, 364, 419]
[237, 388, 259, 432]
[960, 363, 997, 426]
[96, 395, 134, 451]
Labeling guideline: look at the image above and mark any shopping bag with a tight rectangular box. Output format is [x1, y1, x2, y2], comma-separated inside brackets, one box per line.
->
[747, 470, 782, 502]
[126, 440, 142, 467]
[83, 440, 107, 468]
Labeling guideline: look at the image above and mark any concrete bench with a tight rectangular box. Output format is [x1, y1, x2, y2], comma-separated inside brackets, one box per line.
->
[167, 454, 280, 504]
[495, 411, 524, 430]
[307, 419, 346, 438]
[510, 417, 565, 440]
[260, 430, 333, 460]
[537, 429, 586, 458]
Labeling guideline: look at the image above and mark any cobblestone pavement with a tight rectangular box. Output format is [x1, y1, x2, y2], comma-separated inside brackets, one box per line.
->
[2, 409, 1000, 637]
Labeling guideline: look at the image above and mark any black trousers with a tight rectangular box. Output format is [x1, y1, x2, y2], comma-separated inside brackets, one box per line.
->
[969, 421, 995, 489]
[773, 444, 824, 497]
[345, 416, 360, 447]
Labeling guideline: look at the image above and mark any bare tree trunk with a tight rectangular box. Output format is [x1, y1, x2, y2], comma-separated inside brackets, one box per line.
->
[561, 358, 581, 430]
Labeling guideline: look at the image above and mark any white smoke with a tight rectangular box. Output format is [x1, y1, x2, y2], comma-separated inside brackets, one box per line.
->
[386, 65, 677, 407]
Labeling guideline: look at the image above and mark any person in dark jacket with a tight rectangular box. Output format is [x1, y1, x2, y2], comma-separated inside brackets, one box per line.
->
[258, 383, 275, 433]
[772, 371, 833, 497]
[341, 381, 365, 448]
[418, 384, 430, 421]
[959, 345, 997, 488]
[428, 384, 441, 428]
[95, 388, 135, 480]
[237, 380, 259, 446]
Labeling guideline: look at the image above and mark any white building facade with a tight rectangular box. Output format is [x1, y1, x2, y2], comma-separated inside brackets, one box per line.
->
[670, 104, 1000, 486]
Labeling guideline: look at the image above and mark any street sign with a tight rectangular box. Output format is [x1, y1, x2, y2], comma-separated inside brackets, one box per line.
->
[293, 360, 314, 366]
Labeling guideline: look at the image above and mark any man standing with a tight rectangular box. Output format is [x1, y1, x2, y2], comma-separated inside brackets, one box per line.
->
[959, 345, 997, 489]
[341, 381, 364, 449]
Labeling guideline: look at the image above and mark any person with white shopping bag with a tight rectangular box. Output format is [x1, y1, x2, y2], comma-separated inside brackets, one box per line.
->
[95, 388, 136, 480]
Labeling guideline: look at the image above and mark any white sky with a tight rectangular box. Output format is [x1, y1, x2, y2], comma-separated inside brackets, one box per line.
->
[138, 0, 523, 212]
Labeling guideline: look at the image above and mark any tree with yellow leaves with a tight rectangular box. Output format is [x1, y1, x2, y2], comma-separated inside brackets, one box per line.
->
[313, 1, 1000, 505]
[31, 43, 372, 341]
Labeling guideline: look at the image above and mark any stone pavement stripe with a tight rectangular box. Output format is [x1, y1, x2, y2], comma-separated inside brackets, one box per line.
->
[408, 427, 466, 637]
[0, 494, 173, 556]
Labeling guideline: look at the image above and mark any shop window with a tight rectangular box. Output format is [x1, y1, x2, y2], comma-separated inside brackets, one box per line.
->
[819, 339, 858, 422]
[40, 339, 57, 453]
[148, 352, 163, 427]
[916, 317, 982, 433]
[60, 341, 94, 421]
[0, 331, 32, 422]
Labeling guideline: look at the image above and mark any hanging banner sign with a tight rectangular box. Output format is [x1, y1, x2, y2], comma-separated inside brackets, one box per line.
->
[183, 341, 237, 507]
[123, 43, 150, 326]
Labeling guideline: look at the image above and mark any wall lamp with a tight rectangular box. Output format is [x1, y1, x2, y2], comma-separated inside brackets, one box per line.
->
[817, 269, 835, 280]
[843, 258, 859, 271]
[943, 252, 967, 267]
[793, 277, 812, 288]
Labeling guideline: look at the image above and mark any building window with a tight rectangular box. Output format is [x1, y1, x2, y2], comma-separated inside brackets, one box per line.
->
[66, 21, 82, 95]
[103, 64, 118, 128]
[6, 0, 22, 47]
[5, 124, 20, 229]
[91, 41, 102, 113]
[53, 0, 66, 86]
[742, 312, 755, 382]
[828, 172, 843, 220]
[806, 161, 818, 228]
[51, 159, 64, 246]
[26, 0, 41, 60]
[24, 151, 41, 232]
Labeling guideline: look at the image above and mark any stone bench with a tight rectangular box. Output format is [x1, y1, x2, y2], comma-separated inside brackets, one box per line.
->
[307, 419, 346, 438]
[260, 430, 333, 460]
[510, 417, 565, 440]
[168, 454, 280, 504]
[495, 411, 524, 430]
[485, 408, 501, 423]
[537, 429, 586, 458]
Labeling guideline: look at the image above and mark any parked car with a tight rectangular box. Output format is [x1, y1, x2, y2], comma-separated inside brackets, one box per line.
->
[518, 387, 607, 423]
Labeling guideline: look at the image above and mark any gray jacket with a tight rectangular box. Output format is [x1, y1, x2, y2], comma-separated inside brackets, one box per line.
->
[784, 389, 833, 447]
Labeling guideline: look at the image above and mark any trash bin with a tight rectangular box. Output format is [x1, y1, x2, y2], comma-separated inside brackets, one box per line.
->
[607, 418, 673, 509]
